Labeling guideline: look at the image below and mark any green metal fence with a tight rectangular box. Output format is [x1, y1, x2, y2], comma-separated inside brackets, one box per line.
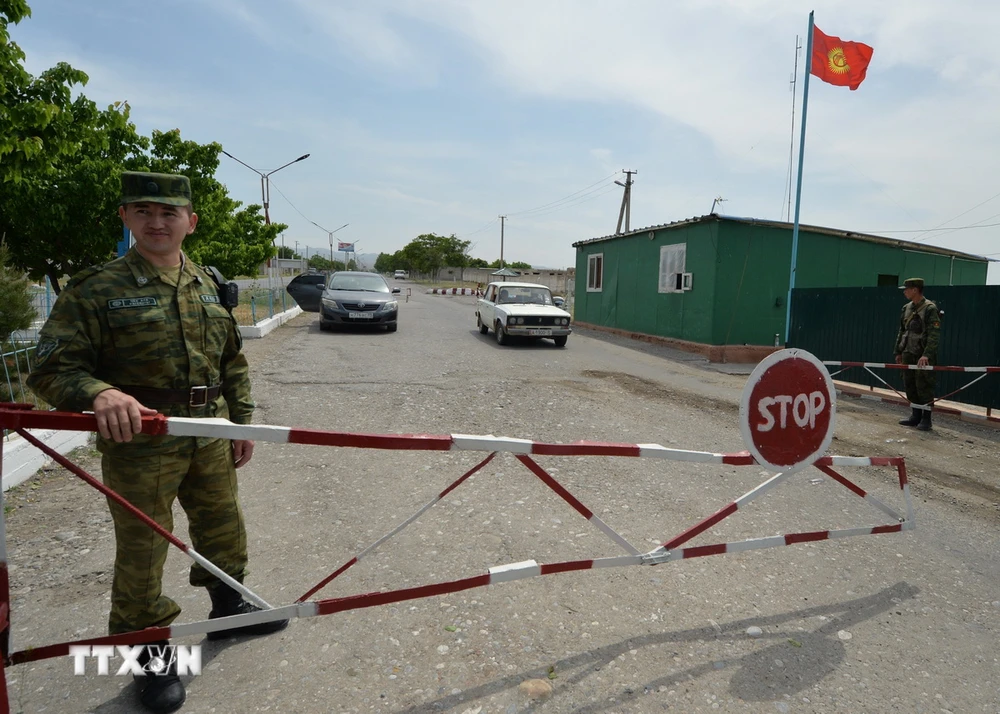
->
[788, 286, 1000, 410]
[231, 287, 291, 326]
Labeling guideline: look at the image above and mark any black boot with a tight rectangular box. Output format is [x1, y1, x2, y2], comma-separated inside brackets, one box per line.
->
[898, 408, 921, 426]
[207, 583, 288, 640]
[916, 408, 933, 431]
[134, 640, 186, 714]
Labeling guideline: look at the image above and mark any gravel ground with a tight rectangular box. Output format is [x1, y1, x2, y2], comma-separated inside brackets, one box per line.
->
[4, 287, 999, 713]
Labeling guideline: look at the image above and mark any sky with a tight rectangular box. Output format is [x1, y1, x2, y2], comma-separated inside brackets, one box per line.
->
[12, 0, 1000, 276]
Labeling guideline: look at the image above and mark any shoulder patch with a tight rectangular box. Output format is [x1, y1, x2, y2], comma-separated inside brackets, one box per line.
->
[34, 337, 60, 364]
[108, 297, 159, 310]
[200, 294, 221, 304]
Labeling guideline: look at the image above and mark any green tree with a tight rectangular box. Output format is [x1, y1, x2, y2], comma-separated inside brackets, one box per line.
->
[0, 0, 91, 184]
[2, 119, 283, 289]
[307, 255, 345, 272]
[190, 203, 286, 280]
[0, 240, 35, 343]
[1, 101, 147, 291]
[487, 259, 531, 270]
[373, 252, 394, 273]
[276, 245, 297, 259]
[399, 233, 471, 274]
[467, 257, 489, 268]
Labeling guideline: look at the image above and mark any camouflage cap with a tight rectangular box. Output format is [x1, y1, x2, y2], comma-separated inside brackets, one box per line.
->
[120, 171, 192, 207]
[901, 277, 925, 290]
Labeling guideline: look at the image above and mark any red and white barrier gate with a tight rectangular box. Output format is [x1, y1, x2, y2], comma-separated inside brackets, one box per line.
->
[0, 351, 913, 709]
[824, 360, 1000, 414]
[426, 287, 480, 296]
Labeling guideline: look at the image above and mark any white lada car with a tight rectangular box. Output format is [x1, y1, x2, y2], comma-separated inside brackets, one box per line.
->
[475, 281, 572, 347]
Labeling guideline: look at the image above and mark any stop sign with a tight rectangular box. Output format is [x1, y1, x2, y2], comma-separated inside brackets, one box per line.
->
[739, 349, 836, 473]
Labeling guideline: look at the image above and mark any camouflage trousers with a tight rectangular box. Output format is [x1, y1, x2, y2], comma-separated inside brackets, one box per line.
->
[102, 437, 248, 635]
[901, 351, 936, 407]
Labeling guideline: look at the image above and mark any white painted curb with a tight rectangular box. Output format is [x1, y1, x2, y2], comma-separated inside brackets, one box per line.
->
[2, 429, 91, 492]
[239, 305, 303, 339]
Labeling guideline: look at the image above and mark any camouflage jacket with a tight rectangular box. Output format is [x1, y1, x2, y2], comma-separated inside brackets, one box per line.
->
[894, 298, 940, 360]
[27, 248, 253, 453]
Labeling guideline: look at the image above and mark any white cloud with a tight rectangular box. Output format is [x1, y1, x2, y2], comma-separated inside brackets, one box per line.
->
[13, 0, 1000, 272]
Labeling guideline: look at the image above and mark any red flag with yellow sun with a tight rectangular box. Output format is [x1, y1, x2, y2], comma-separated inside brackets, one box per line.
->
[810, 26, 874, 90]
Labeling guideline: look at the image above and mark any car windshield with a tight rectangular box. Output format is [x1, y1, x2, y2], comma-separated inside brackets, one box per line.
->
[496, 287, 553, 305]
[328, 275, 390, 292]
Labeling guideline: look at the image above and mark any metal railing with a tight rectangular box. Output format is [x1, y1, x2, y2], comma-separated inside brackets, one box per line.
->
[17, 278, 294, 330]
[231, 286, 291, 326]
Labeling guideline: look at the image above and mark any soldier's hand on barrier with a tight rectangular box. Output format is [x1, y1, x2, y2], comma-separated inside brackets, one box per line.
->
[93, 389, 158, 443]
[232, 439, 254, 468]
[894, 354, 903, 364]
[917, 356, 929, 367]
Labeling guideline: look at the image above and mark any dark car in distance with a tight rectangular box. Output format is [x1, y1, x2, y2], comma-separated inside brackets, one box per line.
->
[320, 271, 401, 332]
[285, 272, 327, 312]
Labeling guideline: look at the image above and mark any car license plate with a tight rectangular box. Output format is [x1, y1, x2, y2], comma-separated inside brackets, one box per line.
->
[348, 312, 373, 319]
[528, 328, 552, 336]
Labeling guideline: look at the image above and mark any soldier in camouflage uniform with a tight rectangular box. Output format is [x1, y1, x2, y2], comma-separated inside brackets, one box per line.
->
[893, 277, 941, 431]
[27, 172, 287, 714]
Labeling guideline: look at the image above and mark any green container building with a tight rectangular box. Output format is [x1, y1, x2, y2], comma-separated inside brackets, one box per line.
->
[572, 215, 988, 353]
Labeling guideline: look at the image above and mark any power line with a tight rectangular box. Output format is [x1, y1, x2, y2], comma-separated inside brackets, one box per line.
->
[522, 185, 621, 221]
[861, 220, 1000, 235]
[506, 171, 622, 218]
[456, 216, 498, 239]
[908, 188, 1000, 243]
[267, 178, 318, 226]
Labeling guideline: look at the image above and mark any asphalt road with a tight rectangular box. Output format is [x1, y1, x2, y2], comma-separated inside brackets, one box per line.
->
[5, 284, 1000, 713]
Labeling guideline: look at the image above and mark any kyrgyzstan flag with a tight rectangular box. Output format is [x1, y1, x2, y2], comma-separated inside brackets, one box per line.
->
[810, 25, 873, 90]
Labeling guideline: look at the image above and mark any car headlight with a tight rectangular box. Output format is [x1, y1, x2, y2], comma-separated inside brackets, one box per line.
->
[321, 298, 339, 309]
[516, 317, 524, 325]
[381, 300, 398, 312]
[562, 318, 570, 325]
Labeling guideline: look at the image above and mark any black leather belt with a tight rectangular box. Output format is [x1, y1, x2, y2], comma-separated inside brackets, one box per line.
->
[117, 384, 222, 407]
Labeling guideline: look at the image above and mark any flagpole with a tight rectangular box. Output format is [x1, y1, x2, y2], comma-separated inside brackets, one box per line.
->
[784, 10, 815, 345]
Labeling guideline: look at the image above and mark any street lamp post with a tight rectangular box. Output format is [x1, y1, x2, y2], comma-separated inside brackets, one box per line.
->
[221, 150, 310, 290]
[309, 221, 349, 270]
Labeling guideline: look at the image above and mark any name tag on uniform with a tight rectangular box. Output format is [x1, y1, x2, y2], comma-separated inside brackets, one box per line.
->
[200, 294, 221, 304]
[108, 297, 159, 309]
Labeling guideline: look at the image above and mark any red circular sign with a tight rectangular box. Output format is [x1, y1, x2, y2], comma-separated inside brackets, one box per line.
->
[739, 349, 836, 473]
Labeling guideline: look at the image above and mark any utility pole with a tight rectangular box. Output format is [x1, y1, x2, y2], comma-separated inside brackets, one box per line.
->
[499, 215, 506, 268]
[615, 170, 637, 234]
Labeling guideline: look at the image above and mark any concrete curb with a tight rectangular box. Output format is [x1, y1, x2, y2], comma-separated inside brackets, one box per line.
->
[239, 305, 302, 338]
[834, 381, 1000, 429]
[2, 429, 91, 492]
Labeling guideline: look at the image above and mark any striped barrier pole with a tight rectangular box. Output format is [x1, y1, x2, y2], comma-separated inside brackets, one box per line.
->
[822, 361, 997, 411]
[0, 405, 914, 699]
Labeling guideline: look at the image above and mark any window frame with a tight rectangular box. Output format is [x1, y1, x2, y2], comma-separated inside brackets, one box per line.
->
[587, 253, 603, 292]
[658, 243, 691, 294]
